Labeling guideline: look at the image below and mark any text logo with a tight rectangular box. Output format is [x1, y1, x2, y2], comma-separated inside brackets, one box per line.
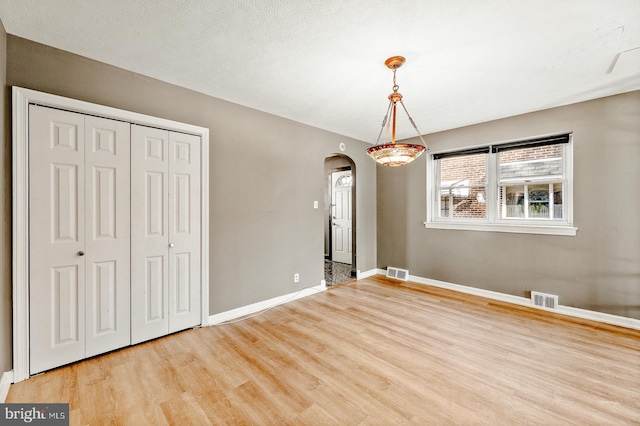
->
[0, 404, 68, 425]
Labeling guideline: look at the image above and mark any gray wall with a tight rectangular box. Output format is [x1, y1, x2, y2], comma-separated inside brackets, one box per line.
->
[0, 20, 10, 374]
[1, 35, 377, 371]
[378, 90, 640, 319]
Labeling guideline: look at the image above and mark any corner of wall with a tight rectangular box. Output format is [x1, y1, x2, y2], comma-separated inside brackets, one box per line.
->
[0, 370, 13, 402]
[0, 16, 13, 376]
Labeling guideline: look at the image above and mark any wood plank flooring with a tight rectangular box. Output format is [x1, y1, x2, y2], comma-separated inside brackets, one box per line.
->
[8, 276, 640, 425]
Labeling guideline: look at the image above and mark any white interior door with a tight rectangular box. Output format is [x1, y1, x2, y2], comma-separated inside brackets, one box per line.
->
[331, 170, 353, 264]
[131, 126, 201, 343]
[131, 125, 170, 344]
[29, 105, 86, 374]
[12, 87, 210, 383]
[168, 132, 201, 332]
[29, 106, 132, 374]
[84, 116, 131, 357]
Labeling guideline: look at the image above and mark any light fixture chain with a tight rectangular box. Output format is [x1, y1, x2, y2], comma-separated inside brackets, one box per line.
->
[399, 100, 428, 149]
[375, 100, 394, 145]
[392, 69, 399, 92]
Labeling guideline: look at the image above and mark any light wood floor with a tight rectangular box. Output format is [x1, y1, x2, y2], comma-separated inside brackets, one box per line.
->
[8, 276, 640, 425]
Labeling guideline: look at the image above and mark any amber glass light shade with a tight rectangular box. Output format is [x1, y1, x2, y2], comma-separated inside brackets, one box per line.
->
[366, 143, 426, 167]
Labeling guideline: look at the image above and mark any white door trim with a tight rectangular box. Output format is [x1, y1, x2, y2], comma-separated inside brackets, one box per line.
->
[12, 86, 210, 383]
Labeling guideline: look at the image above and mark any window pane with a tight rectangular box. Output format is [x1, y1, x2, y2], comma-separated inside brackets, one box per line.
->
[440, 195, 451, 218]
[553, 183, 563, 219]
[440, 189, 486, 219]
[500, 183, 564, 220]
[528, 184, 549, 218]
[501, 185, 525, 218]
[499, 145, 563, 180]
[440, 154, 486, 186]
[336, 175, 352, 187]
[438, 153, 486, 219]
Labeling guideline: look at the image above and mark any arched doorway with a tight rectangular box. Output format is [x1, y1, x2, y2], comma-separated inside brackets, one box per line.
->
[324, 154, 356, 286]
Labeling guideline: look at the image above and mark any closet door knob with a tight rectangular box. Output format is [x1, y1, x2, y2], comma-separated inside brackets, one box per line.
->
[169, 243, 175, 248]
[77, 251, 85, 256]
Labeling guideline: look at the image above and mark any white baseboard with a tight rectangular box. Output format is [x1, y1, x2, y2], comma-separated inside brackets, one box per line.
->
[208, 284, 326, 325]
[409, 274, 532, 306]
[207, 271, 640, 331]
[357, 268, 384, 280]
[555, 305, 640, 330]
[403, 273, 640, 331]
[1, 370, 13, 402]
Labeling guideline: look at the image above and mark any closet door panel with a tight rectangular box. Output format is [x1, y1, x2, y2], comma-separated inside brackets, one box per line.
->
[85, 116, 131, 357]
[131, 125, 170, 344]
[168, 132, 201, 332]
[29, 105, 86, 374]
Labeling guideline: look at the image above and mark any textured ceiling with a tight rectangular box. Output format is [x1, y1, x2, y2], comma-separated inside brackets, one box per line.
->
[0, 0, 639, 143]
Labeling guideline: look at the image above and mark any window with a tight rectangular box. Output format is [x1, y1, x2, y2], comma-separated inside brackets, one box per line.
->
[497, 144, 563, 220]
[437, 149, 487, 219]
[336, 174, 353, 187]
[426, 134, 576, 235]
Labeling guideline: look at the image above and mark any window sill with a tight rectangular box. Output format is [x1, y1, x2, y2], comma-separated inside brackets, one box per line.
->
[423, 221, 578, 236]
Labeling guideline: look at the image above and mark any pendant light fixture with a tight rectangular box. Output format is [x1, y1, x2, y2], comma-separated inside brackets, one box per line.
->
[366, 56, 428, 166]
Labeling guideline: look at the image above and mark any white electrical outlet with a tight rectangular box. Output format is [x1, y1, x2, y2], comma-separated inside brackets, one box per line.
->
[313, 200, 318, 209]
[294, 273, 299, 283]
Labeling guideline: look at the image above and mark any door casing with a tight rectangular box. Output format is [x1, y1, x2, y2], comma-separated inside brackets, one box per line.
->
[323, 154, 356, 269]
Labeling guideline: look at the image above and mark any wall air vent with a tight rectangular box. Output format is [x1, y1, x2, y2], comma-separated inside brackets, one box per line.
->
[531, 291, 559, 309]
[386, 267, 409, 281]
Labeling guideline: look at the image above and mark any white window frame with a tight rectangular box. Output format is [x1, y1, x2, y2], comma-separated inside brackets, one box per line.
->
[425, 134, 577, 236]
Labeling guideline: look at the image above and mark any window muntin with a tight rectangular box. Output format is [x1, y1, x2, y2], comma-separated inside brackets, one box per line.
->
[427, 134, 574, 235]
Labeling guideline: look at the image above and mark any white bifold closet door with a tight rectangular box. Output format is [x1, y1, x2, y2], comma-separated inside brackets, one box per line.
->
[29, 105, 131, 375]
[131, 125, 201, 344]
